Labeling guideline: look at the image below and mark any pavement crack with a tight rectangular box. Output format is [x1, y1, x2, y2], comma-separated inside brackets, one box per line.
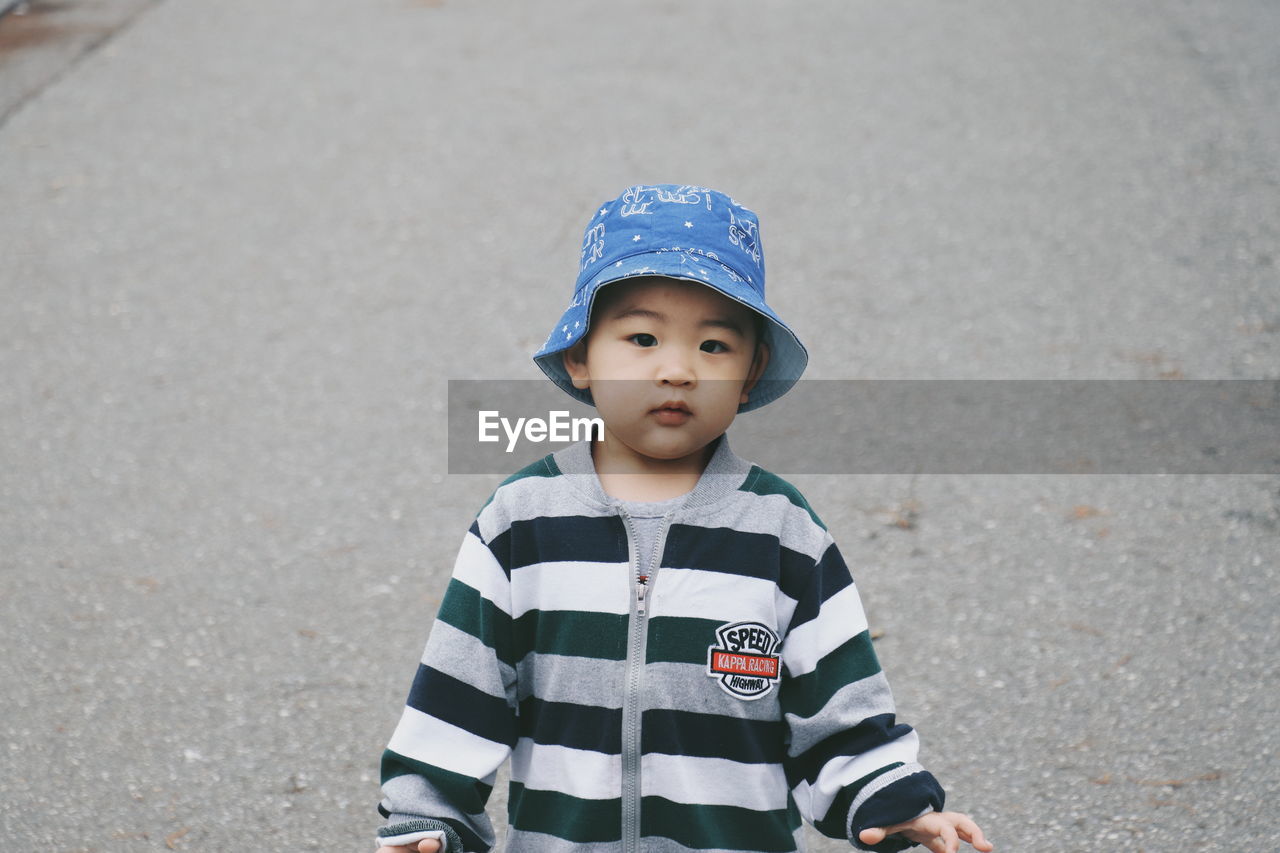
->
[0, 0, 168, 129]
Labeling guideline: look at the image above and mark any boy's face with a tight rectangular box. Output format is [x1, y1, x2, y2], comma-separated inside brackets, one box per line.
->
[561, 277, 770, 470]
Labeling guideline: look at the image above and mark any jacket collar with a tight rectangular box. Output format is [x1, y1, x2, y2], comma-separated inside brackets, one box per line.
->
[552, 433, 753, 511]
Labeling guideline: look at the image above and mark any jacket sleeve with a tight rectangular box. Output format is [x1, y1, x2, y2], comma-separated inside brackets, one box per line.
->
[376, 519, 518, 852]
[779, 538, 945, 853]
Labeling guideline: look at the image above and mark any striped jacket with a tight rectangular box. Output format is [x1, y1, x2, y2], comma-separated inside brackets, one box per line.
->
[377, 435, 944, 853]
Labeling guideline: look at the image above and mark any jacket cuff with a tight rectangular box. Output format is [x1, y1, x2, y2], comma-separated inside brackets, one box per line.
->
[376, 818, 465, 852]
[847, 763, 946, 852]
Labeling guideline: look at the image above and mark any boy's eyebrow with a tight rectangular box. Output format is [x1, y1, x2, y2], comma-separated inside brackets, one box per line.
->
[699, 316, 748, 336]
[608, 306, 666, 323]
[609, 306, 748, 336]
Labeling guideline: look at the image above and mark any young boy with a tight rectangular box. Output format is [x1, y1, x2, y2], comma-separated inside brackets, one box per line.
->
[375, 185, 992, 853]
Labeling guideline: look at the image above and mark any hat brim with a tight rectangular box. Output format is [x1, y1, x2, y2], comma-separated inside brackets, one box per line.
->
[532, 250, 808, 413]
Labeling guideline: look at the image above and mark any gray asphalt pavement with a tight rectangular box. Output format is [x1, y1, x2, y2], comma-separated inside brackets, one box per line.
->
[2, 1, 1277, 851]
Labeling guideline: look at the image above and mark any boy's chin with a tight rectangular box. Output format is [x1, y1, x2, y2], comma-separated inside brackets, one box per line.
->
[608, 433, 720, 467]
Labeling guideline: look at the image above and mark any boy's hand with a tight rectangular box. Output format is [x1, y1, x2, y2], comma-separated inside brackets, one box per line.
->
[375, 840, 442, 853]
[858, 810, 992, 853]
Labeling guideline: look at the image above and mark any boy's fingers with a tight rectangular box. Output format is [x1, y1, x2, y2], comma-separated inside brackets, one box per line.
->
[372, 840, 440, 853]
[957, 814, 993, 845]
[954, 813, 993, 851]
[941, 820, 961, 853]
[858, 827, 887, 844]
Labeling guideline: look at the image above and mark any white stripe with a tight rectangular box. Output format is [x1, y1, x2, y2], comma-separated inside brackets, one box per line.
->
[773, 586, 799, 635]
[650, 568, 779, 622]
[452, 531, 512, 615]
[510, 561, 630, 618]
[781, 582, 869, 677]
[387, 705, 511, 780]
[511, 739, 622, 799]
[792, 731, 921, 821]
[642, 752, 789, 811]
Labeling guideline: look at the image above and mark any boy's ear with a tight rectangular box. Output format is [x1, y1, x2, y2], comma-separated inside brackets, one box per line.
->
[739, 341, 771, 405]
[562, 341, 591, 390]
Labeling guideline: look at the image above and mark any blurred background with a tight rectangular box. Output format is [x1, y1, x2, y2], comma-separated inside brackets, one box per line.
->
[1, 1, 1276, 850]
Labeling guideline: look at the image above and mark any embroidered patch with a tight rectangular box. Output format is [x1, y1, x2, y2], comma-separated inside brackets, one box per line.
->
[706, 621, 781, 700]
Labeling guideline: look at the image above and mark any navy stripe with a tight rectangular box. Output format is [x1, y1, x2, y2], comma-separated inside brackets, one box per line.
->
[433, 817, 487, 853]
[405, 665, 516, 748]
[777, 543, 816, 604]
[519, 695, 622, 755]
[642, 709, 787, 765]
[783, 713, 913, 789]
[489, 515, 627, 572]
[466, 518, 505, 576]
[663, 524, 812, 584]
[786, 541, 854, 631]
[850, 769, 946, 850]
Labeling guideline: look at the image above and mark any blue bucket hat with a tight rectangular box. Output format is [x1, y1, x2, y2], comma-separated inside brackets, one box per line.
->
[532, 184, 808, 413]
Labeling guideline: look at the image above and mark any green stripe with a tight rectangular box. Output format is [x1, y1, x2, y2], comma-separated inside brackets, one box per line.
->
[513, 609, 628, 661]
[781, 630, 882, 720]
[646, 616, 722, 665]
[642, 796, 798, 851]
[740, 467, 826, 530]
[480, 454, 562, 511]
[508, 783, 620, 843]
[436, 579, 514, 667]
[380, 749, 494, 813]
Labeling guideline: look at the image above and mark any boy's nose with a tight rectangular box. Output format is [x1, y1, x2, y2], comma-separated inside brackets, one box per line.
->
[654, 351, 696, 387]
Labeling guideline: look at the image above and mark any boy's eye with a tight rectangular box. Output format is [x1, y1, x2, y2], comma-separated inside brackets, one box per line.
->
[700, 340, 730, 354]
[628, 333, 658, 347]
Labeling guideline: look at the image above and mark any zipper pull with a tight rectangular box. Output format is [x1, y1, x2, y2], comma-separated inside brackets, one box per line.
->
[636, 574, 648, 614]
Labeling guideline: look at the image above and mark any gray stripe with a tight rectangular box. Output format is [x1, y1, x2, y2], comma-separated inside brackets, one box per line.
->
[516, 657, 785, 722]
[477, 470, 614, 542]
[635, 835, 794, 853]
[551, 435, 753, 511]
[481, 438, 829, 574]
[674, 488, 832, 562]
[516, 651, 626, 707]
[503, 828, 623, 853]
[783, 671, 895, 756]
[503, 828, 787, 853]
[643, 661, 782, 721]
[846, 762, 928, 838]
[427, 619, 518, 706]
[381, 775, 496, 849]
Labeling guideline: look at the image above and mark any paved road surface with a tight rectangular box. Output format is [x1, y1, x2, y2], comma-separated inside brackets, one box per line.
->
[1, 1, 1276, 850]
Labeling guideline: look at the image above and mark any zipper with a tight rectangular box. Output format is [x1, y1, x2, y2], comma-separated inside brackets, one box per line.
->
[619, 506, 675, 853]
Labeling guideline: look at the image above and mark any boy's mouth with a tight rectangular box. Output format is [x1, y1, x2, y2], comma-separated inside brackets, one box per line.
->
[651, 400, 692, 425]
